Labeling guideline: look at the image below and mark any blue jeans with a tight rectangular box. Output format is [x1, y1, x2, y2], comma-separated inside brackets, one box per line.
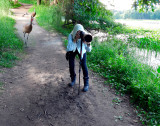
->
[68, 49, 88, 78]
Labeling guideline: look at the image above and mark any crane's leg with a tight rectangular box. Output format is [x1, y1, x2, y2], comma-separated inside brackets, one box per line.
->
[26, 33, 30, 47]
[24, 33, 26, 47]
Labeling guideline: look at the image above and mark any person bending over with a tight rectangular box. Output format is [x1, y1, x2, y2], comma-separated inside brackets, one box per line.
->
[66, 24, 92, 92]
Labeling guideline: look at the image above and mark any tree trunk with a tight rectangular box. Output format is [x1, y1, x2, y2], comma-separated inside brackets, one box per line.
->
[44, 0, 47, 5]
[14, 0, 18, 4]
[50, 0, 58, 5]
[37, 0, 41, 5]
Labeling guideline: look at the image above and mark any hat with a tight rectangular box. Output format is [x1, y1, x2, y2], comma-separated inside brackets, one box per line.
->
[71, 24, 85, 39]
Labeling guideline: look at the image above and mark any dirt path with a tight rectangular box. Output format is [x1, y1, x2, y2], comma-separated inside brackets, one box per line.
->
[0, 4, 142, 126]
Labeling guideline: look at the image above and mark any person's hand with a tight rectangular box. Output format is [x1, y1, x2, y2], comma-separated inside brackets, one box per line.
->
[87, 42, 91, 46]
[73, 31, 81, 42]
[83, 41, 91, 46]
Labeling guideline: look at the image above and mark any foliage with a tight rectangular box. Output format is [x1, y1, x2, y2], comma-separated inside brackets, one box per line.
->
[0, 0, 23, 68]
[87, 38, 160, 125]
[114, 8, 160, 19]
[0, 0, 10, 15]
[0, 16, 23, 67]
[18, 0, 36, 4]
[18, 0, 52, 5]
[133, 0, 160, 11]
[60, 0, 123, 33]
[128, 34, 160, 52]
[9, 1, 21, 8]
[29, 4, 72, 36]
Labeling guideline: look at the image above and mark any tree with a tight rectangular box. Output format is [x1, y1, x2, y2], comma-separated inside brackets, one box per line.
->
[37, 0, 41, 5]
[50, 0, 58, 5]
[133, 0, 160, 11]
[59, 0, 116, 31]
[14, 0, 18, 4]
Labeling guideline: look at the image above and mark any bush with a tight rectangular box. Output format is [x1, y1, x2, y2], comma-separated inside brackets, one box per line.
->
[87, 38, 160, 125]
[0, 0, 23, 67]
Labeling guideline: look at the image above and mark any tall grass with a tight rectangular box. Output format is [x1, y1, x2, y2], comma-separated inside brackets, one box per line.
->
[128, 34, 160, 52]
[0, 0, 23, 67]
[87, 38, 160, 125]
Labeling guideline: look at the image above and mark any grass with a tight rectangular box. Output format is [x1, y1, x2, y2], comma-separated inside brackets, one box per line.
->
[128, 32, 160, 52]
[0, 0, 23, 68]
[28, 4, 160, 125]
[87, 38, 160, 125]
[29, 5, 73, 36]
[18, 0, 36, 4]
[0, 16, 23, 68]
[10, 1, 21, 8]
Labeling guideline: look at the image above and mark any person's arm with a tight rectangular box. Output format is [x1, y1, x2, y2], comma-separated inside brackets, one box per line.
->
[85, 42, 92, 52]
[66, 34, 74, 61]
[67, 34, 73, 52]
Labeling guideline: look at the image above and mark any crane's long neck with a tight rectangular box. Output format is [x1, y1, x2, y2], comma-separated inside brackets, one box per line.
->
[30, 18, 33, 25]
[34, 8, 35, 12]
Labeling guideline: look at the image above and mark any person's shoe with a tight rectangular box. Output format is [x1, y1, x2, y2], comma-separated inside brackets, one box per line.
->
[83, 85, 89, 92]
[68, 75, 76, 87]
[83, 77, 89, 92]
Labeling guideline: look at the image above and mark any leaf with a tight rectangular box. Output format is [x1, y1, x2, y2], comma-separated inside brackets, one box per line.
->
[157, 66, 160, 73]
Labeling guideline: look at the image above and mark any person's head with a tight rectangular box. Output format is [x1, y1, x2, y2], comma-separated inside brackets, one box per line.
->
[71, 24, 85, 39]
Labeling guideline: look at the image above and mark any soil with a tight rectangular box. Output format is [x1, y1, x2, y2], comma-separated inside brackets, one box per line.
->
[0, 3, 143, 126]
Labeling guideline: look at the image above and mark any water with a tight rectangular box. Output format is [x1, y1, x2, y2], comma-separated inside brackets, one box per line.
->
[91, 19, 160, 70]
[115, 19, 160, 30]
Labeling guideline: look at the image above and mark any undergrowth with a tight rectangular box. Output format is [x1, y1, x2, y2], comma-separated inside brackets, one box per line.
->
[0, 0, 23, 68]
[87, 38, 160, 125]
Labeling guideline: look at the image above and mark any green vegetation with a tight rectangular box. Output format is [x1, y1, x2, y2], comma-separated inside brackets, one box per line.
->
[0, 0, 23, 68]
[10, 1, 21, 8]
[114, 8, 160, 19]
[128, 35, 160, 52]
[29, 5, 72, 36]
[0, 16, 23, 67]
[63, 0, 124, 34]
[18, 0, 36, 4]
[133, 0, 160, 11]
[29, 3, 160, 125]
[87, 38, 160, 125]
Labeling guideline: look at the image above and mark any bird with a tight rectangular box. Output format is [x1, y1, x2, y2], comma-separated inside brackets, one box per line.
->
[22, 12, 28, 17]
[23, 16, 33, 47]
[31, 8, 36, 18]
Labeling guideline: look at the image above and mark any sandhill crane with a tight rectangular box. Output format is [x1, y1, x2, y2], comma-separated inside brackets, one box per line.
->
[23, 16, 33, 47]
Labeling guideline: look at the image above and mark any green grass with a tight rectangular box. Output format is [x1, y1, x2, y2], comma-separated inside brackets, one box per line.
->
[29, 5, 73, 36]
[10, 1, 21, 8]
[18, 0, 36, 4]
[0, 16, 23, 68]
[128, 33, 160, 52]
[87, 38, 160, 125]
[0, 0, 23, 68]
[29, 5, 160, 125]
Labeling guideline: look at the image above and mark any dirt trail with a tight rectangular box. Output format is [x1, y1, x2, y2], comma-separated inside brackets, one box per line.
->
[0, 4, 142, 126]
